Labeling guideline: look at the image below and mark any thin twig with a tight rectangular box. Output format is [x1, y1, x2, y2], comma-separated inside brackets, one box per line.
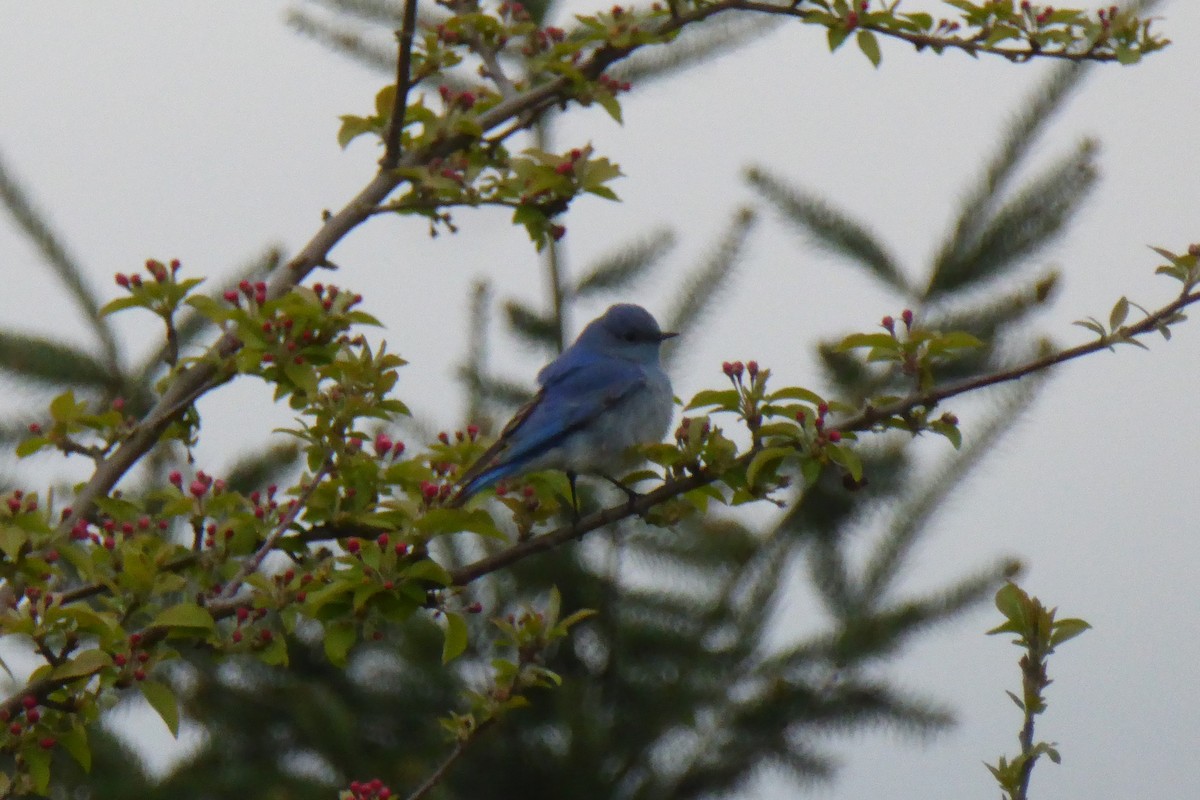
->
[404, 719, 495, 800]
[382, 0, 420, 168]
[474, 38, 518, 98]
[535, 120, 568, 353]
[217, 455, 333, 601]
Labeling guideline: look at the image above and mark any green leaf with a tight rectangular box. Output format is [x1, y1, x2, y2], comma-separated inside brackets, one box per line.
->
[49, 389, 85, 423]
[685, 389, 740, 412]
[52, 649, 111, 681]
[97, 296, 146, 316]
[992, 582, 1026, 626]
[323, 621, 357, 667]
[1109, 296, 1130, 329]
[767, 386, 826, 405]
[0, 526, 27, 559]
[415, 509, 504, 539]
[838, 332, 899, 352]
[15, 436, 52, 457]
[856, 30, 881, 67]
[826, 443, 862, 481]
[827, 24, 852, 52]
[1049, 617, 1091, 648]
[58, 725, 91, 772]
[442, 611, 469, 663]
[594, 91, 623, 123]
[140, 680, 181, 737]
[150, 602, 216, 633]
[746, 446, 794, 488]
[23, 742, 52, 794]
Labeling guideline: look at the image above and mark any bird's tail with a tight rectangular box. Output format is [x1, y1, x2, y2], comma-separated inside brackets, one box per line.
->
[445, 462, 517, 508]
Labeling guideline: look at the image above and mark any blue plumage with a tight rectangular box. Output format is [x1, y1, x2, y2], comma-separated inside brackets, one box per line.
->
[450, 304, 676, 506]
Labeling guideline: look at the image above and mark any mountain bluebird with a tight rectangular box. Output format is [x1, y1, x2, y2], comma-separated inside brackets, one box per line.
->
[450, 303, 676, 508]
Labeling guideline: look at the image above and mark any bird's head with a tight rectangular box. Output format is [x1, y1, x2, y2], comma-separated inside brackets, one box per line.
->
[580, 304, 677, 361]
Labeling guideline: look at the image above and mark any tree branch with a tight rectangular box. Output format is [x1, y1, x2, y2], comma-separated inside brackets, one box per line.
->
[382, 0, 420, 168]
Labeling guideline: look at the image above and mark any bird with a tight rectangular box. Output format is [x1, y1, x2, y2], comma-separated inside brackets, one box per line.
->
[449, 303, 677, 510]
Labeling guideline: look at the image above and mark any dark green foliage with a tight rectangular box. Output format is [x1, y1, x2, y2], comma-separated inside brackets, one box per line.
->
[745, 168, 910, 293]
[0, 332, 120, 392]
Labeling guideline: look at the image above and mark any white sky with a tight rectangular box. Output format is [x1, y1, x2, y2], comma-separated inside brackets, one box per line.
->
[2, 2, 1199, 798]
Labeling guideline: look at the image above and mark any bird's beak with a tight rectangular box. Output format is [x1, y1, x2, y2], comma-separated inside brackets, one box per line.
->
[659, 331, 679, 341]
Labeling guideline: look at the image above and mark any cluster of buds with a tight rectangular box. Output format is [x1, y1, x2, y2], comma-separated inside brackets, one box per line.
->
[370, 432, 406, 460]
[879, 308, 915, 335]
[248, 484, 281, 520]
[2, 696, 54, 748]
[69, 511, 162, 550]
[230, 605, 271, 644]
[673, 416, 711, 446]
[1019, 1, 1056, 25]
[934, 17, 962, 33]
[112, 633, 152, 682]
[797, 401, 841, 443]
[114, 258, 182, 289]
[437, 85, 477, 111]
[523, 24, 566, 55]
[718, 360, 761, 383]
[434, 22, 462, 44]
[425, 154, 469, 186]
[419, 480, 454, 506]
[493, 482, 540, 512]
[311, 283, 362, 313]
[3, 489, 36, 517]
[344, 778, 393, 800]
[224, 279, 268, 307]
[597, 74, 632, 94]
[844, 2, 868, 29]
[170, 469, 225, 499]
[437, 426, 481, 445]
[497, 1, 531, 22]
[554, 148, 586, 176]
[15, 586, 56, 620]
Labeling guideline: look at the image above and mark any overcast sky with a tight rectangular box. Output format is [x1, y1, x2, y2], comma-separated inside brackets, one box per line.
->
[2, 2, 1198, 798]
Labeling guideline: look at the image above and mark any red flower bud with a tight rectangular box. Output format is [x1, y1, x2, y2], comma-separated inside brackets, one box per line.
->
[169, 471, 183, 488]
[115, 273, 130, 288]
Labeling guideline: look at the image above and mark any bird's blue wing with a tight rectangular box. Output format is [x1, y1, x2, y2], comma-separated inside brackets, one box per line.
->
[450, 358, 647, 502]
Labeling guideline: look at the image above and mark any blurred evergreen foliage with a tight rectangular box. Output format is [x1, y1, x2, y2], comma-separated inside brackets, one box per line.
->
[0, 1, 1120, 796]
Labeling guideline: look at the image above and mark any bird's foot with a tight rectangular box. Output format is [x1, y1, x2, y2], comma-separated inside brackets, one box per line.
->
[601, 474, 644, 514]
